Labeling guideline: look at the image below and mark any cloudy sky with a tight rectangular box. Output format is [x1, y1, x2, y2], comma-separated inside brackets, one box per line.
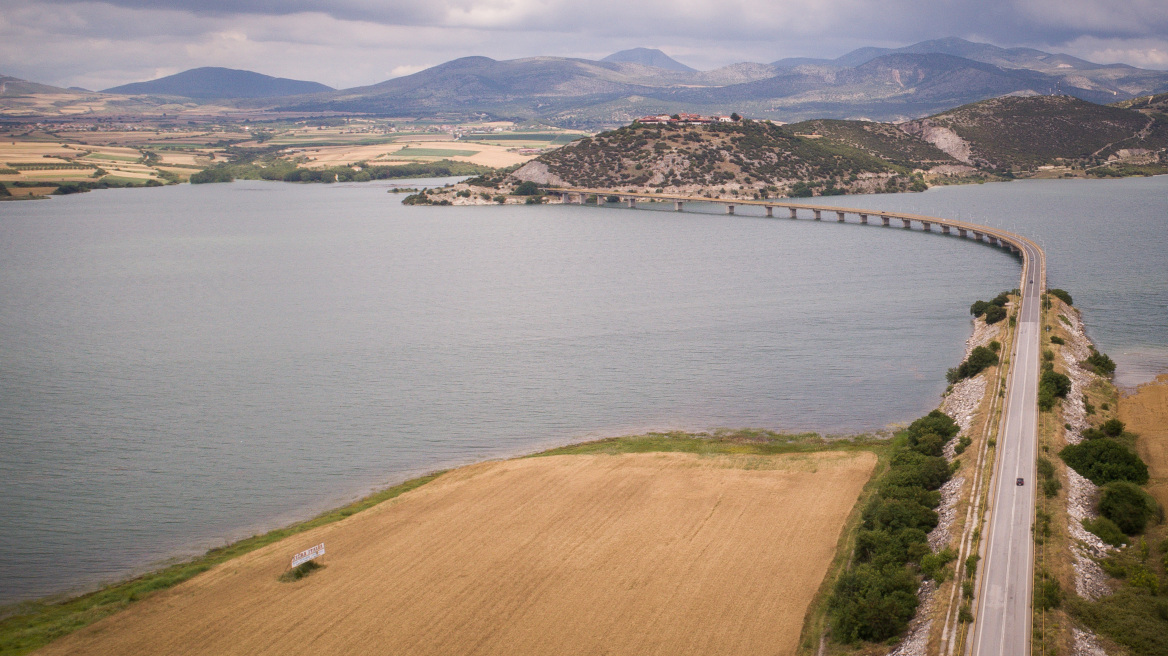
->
[3, 0, 1167, 90]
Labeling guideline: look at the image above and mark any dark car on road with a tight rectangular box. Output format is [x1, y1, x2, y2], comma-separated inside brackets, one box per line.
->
[1017, 477, 1024, 486]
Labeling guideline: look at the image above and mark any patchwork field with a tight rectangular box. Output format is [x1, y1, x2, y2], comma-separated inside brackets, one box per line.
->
[37, 450, 875, 656]
[1121, 374, 1168, 507]
[293, 138, 541, 169]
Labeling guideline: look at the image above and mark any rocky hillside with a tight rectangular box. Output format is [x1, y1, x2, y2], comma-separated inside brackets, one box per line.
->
[415, 94, 1168, 205]
[902, 95, 1168, 170]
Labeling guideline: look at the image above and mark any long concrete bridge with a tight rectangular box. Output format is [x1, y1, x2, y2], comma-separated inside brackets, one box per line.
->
[549, 186, 1046, 656]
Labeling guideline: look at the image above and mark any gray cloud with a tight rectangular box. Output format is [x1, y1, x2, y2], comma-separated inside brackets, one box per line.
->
[4, 0, 1167, 90]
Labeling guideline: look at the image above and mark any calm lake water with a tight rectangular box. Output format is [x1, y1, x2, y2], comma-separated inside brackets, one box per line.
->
[1, 175, 1165, 603]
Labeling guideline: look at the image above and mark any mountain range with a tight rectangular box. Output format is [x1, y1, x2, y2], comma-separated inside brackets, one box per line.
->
[5, 38, 1168, 127]
[102, 67, 333, 98]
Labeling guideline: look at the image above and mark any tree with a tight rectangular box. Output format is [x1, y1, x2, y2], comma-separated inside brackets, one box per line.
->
[512, 181, 541, 195]
[1101, 418, 1125, 437]
[730, 112, 742, 121]
[983, 304, 1007, 324]
[1099, 481, 1158, 534]
[1048, 288, 1073, 305]
[1060, 439, 1149, 486]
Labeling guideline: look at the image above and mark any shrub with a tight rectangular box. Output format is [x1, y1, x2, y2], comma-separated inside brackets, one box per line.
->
[1128, 566, 1159, 595]
[51, 182, 92, 195]
[1038, 369, 1072, 410]
[1100, 482, 1158, 534]
[1050, 335, 1065, 345]
[1061, 440, 1149, 486]
[1084, 348, 1117, 376]
[921, 548, 957, 581]
[970, 300, 990, 317]
[1084, 517, 1127, 546]
[907, 410, 960, 441]
[947, 346, 999, 382]
[983, 304, 1007, 324]
[1101, 419, 1125, 437]
[512, 180, 541, 195]
[1049, 288, 1073, 305]
[828, 410, 958, 645]
[190, 166, 235, 184]
[1036, 571, 1062, 610]
[1043, 478, 1062, 498]
[829, 563, 920, 643]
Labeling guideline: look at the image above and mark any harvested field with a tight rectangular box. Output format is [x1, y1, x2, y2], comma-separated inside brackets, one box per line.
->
[1121, 374, 1168, 507]
[294, 139, 537, 169]
[38, 450, 875, 656]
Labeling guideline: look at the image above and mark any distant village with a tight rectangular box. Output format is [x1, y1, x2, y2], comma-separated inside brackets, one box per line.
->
[635, 113, 739, 125]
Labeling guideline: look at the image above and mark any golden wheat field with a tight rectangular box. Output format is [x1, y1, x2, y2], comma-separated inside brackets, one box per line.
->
[1121, 374, 1168, 507]
[38, 450, 875, 656]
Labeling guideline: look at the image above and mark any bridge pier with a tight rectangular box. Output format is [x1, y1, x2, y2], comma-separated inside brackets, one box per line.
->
[675, 201, 684, 212]
[726, 204, 735, 215]
[837, 211, 846, 222]
[859, 213, 868, 224]
[626, 197, 636, 209]
[902, 218, 912, 229]
[881, 215, 891, 226]
[764, 206, 773, 218]
[789, 208, 798, 219]
[921, 221, 931, 231]
[941, 225, 951, 235]
[972, 231, 983, 241]
[813, 209, 822, 221]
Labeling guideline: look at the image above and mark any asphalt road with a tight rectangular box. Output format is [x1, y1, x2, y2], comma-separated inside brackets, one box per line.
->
[970, 238, 1043, 656]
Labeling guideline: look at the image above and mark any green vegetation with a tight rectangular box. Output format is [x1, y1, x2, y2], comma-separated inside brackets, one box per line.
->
[1060, 439, 1149, 486]
[277, 560, 323, 583]
[512, 180, 541, 195]
[388, 147, 478, 158]
[191, 155, 491, 185]
[401, 188, 452, 206]
[1048, 288, 1073, 305]
[947, 345, 999, 383]
[1099, 482, 1159, 535]
[969, 292, 1010, 325]
[1083, 516, 1128, 547]
[1037, 369, 1071, 411]
[1036, 455, 1062, 498]
[0, 471, 444, 656]
[827, 410, 960, 644]
[1083, 347, 1117, 377]
[531, 428, 874, 459]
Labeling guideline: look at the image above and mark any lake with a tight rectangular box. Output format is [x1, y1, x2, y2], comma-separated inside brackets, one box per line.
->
[1, 175, 1165, 603]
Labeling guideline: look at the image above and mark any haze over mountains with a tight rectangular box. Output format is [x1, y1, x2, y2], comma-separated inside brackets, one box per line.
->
[6, 38, 1168, 126]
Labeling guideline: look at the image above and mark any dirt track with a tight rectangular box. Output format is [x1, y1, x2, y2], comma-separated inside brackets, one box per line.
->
[1122, 374, 1168, 506]
[39, 450, 875, 656]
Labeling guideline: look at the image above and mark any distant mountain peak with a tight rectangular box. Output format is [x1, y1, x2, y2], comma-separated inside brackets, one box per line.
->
[102, 67, 334, 99]
[601, 48, 696, 72]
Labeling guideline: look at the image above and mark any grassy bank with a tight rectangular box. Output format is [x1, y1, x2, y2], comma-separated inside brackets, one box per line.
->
[0, 471, 444, 656]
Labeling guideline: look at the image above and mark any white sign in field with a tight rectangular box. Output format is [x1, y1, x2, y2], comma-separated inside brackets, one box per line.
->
[290, 543, 325, 568]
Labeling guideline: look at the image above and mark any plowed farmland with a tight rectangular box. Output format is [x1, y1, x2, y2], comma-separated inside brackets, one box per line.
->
[39, 450, 876, 656]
